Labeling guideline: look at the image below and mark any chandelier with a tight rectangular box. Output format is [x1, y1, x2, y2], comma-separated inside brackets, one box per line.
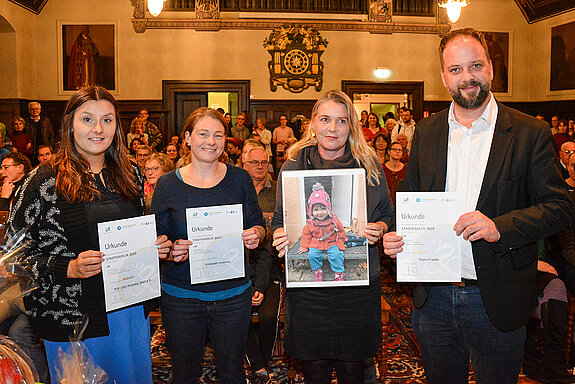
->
[438, 0, 469, 23]
[148, 0, 166, 17]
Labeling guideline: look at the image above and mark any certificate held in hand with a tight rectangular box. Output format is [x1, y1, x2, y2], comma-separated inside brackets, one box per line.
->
[186, 204, 245, 285]
[97, 214, 161, 312]
[396, 192, 462, 282]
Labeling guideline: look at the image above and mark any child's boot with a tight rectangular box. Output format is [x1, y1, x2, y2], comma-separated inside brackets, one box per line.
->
[313, 268, 323, 282]
[334, 272, 345, 281]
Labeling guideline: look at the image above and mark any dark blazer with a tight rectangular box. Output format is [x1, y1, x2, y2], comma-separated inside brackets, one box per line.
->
[24, 116, 55, 152]
[404, 102, 572, 332]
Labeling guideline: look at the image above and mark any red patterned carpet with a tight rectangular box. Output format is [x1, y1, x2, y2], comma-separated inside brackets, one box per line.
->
[150, 258, 545, 383]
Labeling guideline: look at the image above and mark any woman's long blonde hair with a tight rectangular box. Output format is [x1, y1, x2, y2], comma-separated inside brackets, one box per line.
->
[287, 90, 381, 186]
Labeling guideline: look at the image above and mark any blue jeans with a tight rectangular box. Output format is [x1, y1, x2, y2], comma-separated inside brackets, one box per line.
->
[411, 285, 525, 384]
[308, 245, 344, 273]
[161, 288, 252, 384]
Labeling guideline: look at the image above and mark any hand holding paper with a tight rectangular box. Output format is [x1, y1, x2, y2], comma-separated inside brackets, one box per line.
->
[67, 251, 103, 279]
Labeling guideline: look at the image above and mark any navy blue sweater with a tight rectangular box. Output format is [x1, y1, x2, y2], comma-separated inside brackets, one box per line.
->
[151, 164, 265, 293]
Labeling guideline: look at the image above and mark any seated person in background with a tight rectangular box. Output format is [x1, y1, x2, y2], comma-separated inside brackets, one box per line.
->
[244, 146, 282, 383]
[238, 139, 265, 170]
[226, 138, 243, 165]
[37, 145, 53, 164]
[560, 141, 575, 180]
[128, 138, 142, 163]
[523, 260, 575, 383]
[143, 152, 174, 214]
[373, 132, 390, 166]
[0, 153, 31, 210]
[383, 142, 406, 206]
[396, 133, 410, 163]
[165, 143, 180, 166]
[8, 117, 33, 161]
[0, 132, 13, 159]
[127, 117, 149, 148]
[136, 144, 152, 171]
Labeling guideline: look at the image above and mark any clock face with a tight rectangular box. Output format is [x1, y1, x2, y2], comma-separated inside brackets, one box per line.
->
[284, 49, 310, 75]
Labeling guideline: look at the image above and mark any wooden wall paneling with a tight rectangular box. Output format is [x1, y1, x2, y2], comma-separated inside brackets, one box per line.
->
[0, 99, 23, 129]
[249, 99, 315, 129]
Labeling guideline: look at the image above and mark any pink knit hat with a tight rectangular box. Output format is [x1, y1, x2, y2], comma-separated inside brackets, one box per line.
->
[307, 182, 334, 218]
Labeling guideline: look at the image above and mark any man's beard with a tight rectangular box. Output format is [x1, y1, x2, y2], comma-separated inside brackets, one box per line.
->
[449, 80, 490, 110]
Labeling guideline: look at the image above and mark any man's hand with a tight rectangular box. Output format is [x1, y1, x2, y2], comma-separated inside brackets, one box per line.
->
[453, 210, 500, 242]
[382, 232, 404, 259]
[252, 291, 264, 306]
[1, 181, 14, 199]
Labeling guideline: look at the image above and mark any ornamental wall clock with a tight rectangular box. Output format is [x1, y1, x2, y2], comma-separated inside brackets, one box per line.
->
[263, 25, 328, 93]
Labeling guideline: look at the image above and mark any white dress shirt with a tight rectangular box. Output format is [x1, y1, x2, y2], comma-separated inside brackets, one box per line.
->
[445, 94, 498, 279]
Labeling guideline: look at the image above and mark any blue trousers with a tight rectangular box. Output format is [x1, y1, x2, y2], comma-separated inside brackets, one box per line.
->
[411, 285, 525, 384]
[161, 288, 252, 384]
[308, 245, 344, 273]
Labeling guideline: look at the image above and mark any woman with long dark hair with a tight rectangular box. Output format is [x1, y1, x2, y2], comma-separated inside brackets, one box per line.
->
[6, 86, 171, 383]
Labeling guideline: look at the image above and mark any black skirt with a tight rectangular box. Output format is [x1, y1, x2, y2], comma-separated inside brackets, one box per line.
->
[283, 278, 381, 361]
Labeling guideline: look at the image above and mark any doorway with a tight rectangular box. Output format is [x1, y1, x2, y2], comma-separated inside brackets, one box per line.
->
[162, 80, 250, 139]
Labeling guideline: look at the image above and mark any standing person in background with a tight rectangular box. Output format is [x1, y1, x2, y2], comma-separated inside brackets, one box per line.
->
[361, 113, 383, 146]
[551, 115, 560, 135]
[151, 107, 265, 384]
[127, 117, 149, 148]
[6, 86, 172, 383]
[391, 107, 416, 151]
[24, 102, 55, 158]
[272, 115, 295, 170]
[383, 27, 572, 384]
[272, 90, 393, 383]
[8, 117, 34, 161]
[360, 110, 369, 128]
[232, 113, 251, 141]
[224, 113, 233, 135]
[254, 118, 272, 160]
[139, 109, 162, 150]
[554, 119, 571, 153]
[384, 118, 396, 137]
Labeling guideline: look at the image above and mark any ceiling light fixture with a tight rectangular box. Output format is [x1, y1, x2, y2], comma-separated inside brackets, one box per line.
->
[148, 0, 165, 17]
[374, 67, 391, 79]
[438, 0, 468, 23]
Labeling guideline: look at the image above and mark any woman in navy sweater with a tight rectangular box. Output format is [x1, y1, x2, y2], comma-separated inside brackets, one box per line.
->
[151, 107, 265, 384]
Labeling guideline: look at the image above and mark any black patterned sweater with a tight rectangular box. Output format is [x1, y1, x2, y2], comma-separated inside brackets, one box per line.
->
[6, 163, 145, 342]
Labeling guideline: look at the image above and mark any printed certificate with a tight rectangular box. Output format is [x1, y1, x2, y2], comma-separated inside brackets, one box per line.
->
[396, 192, 462, 282]
[186, 204, 244, 284]
[98, 215, 160, 312]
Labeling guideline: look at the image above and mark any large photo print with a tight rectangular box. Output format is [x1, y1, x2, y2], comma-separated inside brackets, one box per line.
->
[282, 169, 368, 288]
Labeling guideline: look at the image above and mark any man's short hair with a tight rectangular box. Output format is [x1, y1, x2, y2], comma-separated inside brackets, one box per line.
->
[3, 152, 32, 175]
[38, 145, 53, 154]
[139, 109, 149, 115]
[439, 27, 491, 70]
[137, 145, 152, 154]
[401, 107, 413, 116]
[246, 146, 268, 159]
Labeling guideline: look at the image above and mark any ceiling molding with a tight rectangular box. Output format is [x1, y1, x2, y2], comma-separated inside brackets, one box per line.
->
[515, 0, 575, 23]
[131, 17, 451, 34]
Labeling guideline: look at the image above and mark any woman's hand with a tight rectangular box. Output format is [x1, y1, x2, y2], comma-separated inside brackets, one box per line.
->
[155, 235, 172, 259]
[363, 221, 388, 245]
[242, 226, 264, 250]
[272, 228, 290, 258]
[252, 291, 264, 306]
[170, 239, 193, 262]
[67, 250, 103, 278]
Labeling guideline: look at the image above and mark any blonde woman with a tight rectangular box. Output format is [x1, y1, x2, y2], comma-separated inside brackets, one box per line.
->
[271, 90, 394, 382]
[127, 116, 149, 148]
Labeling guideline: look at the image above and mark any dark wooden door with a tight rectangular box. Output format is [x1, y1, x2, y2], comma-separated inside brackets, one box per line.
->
[175, 92, 207, 137]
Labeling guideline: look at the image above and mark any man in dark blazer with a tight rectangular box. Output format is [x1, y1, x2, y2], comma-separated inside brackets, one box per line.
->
[383, 28, 572, 383]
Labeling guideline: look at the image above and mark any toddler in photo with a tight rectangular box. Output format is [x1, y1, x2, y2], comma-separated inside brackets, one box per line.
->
[299, 182, 346, 282]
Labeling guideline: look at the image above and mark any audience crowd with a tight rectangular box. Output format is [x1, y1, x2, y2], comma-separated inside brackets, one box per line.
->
[1, 28, 575, 384]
